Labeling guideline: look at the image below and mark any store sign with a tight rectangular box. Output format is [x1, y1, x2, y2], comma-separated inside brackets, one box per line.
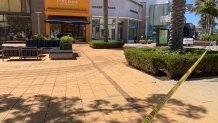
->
[45, 0, 89, 12]
[56, 0, 78, 5]
[92, 6, 116, 10]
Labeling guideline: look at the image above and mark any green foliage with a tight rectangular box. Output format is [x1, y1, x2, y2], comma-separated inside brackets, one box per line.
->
[139, 40, 146, 44]
[124, 48, 218, 79]
[147, 39, 153, 44]
[51, 36, 58, 40]
[89, 41, 125, 49]
[61, 36, 73, 44]
[32, 34, 45, 41]
[199, 34, 218, 41]
[139, 36, 146, 44]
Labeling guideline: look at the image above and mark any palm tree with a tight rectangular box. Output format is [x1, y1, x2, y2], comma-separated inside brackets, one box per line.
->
[103, 0, 109, 42]
[192, 0, 218, 35]
[169, 0, 186, 52]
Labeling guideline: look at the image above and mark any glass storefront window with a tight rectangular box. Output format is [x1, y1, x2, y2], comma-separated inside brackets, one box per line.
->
[128, 20, 138, 40]
[92, 18, 100, 25]
[0, 0, 30, 13]
[21, 0, 30, 13]
[118, 19, 124, 41]
[0, 14, 31, 41]
[0, 0, 9, 11]
[92, 17, 116, 41]
[9, 0, 22, 12]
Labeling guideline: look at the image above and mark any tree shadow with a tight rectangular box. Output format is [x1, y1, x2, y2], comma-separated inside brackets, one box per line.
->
[0, 94, 207, 123]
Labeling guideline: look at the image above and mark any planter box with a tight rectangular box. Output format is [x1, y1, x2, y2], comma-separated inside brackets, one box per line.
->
[61, 43, 72, 50]
[26, 40, 60, 48]
[49, 49, 74, 60]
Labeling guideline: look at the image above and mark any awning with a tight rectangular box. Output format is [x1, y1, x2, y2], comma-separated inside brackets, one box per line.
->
[46, 16, 89, 24]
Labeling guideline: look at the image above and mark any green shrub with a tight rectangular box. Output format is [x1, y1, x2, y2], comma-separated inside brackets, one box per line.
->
[147, 39, 153, 44]
[61, 35, 73, 44]
[89, 41, 125, 49]
[139, 40, 146, 44]
[32, 34, 45, 41]
[199, 34, 218, 41]
[124, 48, 218, 79]
[51, 36, 58, 40]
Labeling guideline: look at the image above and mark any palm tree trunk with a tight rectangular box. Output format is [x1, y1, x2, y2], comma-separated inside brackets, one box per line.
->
[103, 0, 109, 42]
[169, 0, 186, 52]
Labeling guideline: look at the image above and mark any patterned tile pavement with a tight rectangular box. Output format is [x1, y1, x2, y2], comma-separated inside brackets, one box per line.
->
[0, 44, 217, 123]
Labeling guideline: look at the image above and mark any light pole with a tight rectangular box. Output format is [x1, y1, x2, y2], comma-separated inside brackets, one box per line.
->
[35, 12, 42, 34]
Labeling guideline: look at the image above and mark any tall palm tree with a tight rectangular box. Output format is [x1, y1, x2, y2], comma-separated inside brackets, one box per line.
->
[192, 0, 218, 35]
[169, 0, 186, 52]
[103, 0, 109, 42]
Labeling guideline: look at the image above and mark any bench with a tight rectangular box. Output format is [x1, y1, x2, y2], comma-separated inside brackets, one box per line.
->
[2, 47, 42, 61]
[49, 49, 74, 60]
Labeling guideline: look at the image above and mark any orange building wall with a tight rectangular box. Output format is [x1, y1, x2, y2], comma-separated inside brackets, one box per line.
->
[44, 0, 90, 42]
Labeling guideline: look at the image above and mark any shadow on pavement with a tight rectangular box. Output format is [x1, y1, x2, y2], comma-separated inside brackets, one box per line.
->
[0, 94, 207, 123]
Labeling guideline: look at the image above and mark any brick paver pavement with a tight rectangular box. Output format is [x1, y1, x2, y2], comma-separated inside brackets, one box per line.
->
[0, 44, 218, 123]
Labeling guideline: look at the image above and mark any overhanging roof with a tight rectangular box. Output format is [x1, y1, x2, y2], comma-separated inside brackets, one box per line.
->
[46, 16, 89, 24]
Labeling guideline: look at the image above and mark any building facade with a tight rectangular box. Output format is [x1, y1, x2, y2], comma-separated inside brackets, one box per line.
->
[146, 0, 171, 44]
[0, 0, 145, 43]
[0, 0, 31, 41]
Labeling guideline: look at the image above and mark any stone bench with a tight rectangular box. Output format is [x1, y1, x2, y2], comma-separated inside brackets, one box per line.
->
[49, 49, 74, 60]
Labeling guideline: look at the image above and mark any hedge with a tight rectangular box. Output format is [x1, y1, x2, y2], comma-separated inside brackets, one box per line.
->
[199, 34, 218, 41]
[124, 48, 218, 79]
[89, 41, 125, 49]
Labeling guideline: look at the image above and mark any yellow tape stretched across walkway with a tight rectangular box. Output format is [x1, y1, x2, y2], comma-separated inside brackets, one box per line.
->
[143, 48, 210, 123]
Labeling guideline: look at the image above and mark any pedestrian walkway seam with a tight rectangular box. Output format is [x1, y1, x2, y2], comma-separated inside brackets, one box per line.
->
[81, 50, 132, 100]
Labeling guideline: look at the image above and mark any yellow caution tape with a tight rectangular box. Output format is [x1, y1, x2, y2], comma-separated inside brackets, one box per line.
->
[143, 48, 210, 123]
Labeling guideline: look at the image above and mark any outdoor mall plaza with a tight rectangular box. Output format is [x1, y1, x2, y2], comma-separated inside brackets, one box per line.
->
[0, 0, 172, 44]
[0, 0, 218, 123]
[0, 44, 218, 123]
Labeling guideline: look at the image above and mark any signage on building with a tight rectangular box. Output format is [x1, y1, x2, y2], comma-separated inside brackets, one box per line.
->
[45, 0, 89, 12]
[56, 0, 78, 5]
[130, 10, 138, 14]
[92, 6, 116, 10]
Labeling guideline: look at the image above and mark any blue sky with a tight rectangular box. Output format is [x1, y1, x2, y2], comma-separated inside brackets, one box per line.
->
[185, 0, 200, 25]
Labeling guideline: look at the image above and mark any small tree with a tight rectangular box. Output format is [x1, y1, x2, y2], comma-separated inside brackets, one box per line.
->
[103, 0, 109, 42]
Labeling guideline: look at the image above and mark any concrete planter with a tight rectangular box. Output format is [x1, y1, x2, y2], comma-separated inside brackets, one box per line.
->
[61, 43, 72, 50]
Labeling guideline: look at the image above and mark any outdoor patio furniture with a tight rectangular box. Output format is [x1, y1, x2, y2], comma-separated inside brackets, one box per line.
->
[2, 47, 42, 61]
[20, 47, 42, 60]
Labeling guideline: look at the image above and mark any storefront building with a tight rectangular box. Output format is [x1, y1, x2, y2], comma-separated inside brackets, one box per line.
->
[145, 0, 171, 44]
[91, 0, 145, 43]
[0, 0, 145, 43]
[0, 0, 31, 41]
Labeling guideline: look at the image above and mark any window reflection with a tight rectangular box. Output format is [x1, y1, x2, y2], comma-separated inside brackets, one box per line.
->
[0, 14, 31, 41]
[0, 0, 30, 13]
[92, 17, 116, 40]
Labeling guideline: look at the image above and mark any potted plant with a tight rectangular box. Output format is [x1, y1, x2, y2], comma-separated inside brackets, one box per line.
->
[147, 39, 153, 44]
[60, 35, 73, 50]
[30, 34, 45, 47]
[139, 36, 146, 44]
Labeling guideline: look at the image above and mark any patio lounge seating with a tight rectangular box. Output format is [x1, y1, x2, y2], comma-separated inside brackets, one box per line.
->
[2, 47, 42, 61]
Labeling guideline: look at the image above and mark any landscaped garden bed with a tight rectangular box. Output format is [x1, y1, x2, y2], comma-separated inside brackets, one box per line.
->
[124, 48, 218, 79]
[89, 41, 125, 49]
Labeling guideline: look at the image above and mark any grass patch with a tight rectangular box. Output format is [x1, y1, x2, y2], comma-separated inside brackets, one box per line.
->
[89, 41, 125, 49]
[124, 48, 218, 79]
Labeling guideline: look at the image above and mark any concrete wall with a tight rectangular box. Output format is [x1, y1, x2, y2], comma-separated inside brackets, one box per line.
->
[30, 0, 46, 35]
[90, 0, 142, 19]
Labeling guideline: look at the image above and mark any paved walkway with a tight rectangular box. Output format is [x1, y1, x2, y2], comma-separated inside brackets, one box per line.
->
[0, 44, 218, 123]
